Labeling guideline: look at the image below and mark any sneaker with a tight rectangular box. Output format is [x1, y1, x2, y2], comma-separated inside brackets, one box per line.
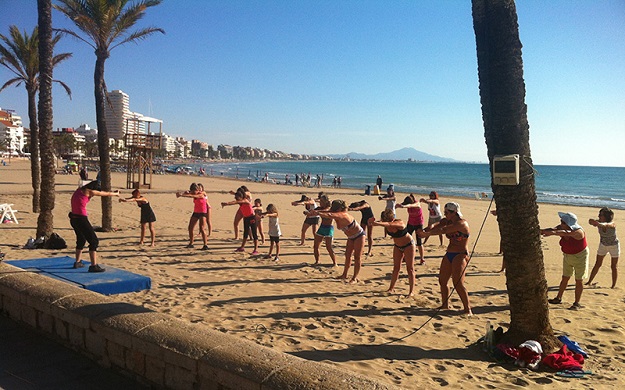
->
[274, 256, 280, 262]
[235, 247, 245, 252]
[201, 245, 209, 250]
[569, 302, 582, 310]
[548, 297, 562, 304]
[185, 243, 194, 248]
[88, 264, 105, 273]
[419, 259, 426, 265]
[251, 251, 259, 255]
[73, 261, 84, 269]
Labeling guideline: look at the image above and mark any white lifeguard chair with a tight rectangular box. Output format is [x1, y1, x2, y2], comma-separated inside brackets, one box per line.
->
[0, 203, 19, 224]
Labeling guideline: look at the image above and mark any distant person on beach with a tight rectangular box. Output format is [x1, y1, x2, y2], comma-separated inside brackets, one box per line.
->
[586, 207, 619, 288]
[119, 189, 156, 246]
[312, 195, 337, 266]
[337, 176, 342, 188]
[262, 204, 281, 261]
[69, 180, 120, 272]
[176, 183, 209, 250]
[253, 198, 265, 244]
[229, 186, 251, 239]
[376, 175, 383, 189]
[349, 200, 375, 256]
[295, 174, 300, 187]
[222, 190, 258, 254]
[490, 209, 505, 272]
[418, 202, 472, 315]
[308, 200, 366, 283]
[291, 195, 319, 245]
[79, 166, 88, 180]
[420, 191, 444, 246]
[370, 209, 416, 297]
[542, 212, 589, 310]
[396, 194, 425, 265]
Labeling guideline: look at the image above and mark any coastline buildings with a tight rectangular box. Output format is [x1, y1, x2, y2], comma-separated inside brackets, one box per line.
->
[0, 108, 25, 156]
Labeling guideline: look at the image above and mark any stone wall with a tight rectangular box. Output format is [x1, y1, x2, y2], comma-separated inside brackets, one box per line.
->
[0, 263, 397, 389]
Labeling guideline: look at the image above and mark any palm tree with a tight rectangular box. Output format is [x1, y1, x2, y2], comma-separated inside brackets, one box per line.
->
[55, 0, 164, 231]
[471, 0, 559, 351]
[36, 0, 56, 238]
[0, 25, 71, 213]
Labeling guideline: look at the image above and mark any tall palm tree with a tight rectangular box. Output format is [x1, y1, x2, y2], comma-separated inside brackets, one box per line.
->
[471, 0, 559, 351]
[55, 0, 164, 231]
[0, 25, 71, 213]
[37, 0, 56, 238]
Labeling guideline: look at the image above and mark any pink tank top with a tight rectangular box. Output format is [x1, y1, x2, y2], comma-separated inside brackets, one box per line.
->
[407, 207, 424, 225]
[71, 188, 90, 216]
[193, 197, 208, 213]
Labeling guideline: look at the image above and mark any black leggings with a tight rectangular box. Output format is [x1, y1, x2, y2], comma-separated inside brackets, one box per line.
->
[70, 215, 99, 251]
[243, 215, 258, 241]
[406, 224, 423, 246]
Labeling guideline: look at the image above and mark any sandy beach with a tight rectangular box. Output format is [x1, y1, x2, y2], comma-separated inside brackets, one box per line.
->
[1, 159, 623, 389]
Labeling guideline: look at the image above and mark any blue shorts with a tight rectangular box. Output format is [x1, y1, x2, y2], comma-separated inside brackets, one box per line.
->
[316, 224, 334, 237]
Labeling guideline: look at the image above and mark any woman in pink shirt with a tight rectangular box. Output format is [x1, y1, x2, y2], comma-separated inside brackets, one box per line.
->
[222, 189, 258, 254]
[397, 194, 426, 264]
[176, 183, 209, 250]
[69, 180, 120, 272]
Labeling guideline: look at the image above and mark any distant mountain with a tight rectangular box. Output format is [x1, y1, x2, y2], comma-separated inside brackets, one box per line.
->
[327, 147, 456, 162]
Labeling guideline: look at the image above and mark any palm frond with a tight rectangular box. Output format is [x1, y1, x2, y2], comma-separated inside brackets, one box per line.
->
[53, 79, 73, 99]
[0, 77, 24, 93]
[110, 26, 164, 50]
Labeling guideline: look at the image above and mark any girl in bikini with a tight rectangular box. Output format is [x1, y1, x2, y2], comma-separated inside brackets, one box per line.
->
[370, 209, 415, 297]
[349, 200, 375, 256]
[291, 195, 319, 246]
[313, 195, 337, 266]
[308, 200, 365, 283]
[418, 202, 472, 315]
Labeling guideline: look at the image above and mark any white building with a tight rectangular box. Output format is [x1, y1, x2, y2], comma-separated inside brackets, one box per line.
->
[75, 123, 98, 143]
[104, 89, 131, 139]
[0, 108, 25, 156]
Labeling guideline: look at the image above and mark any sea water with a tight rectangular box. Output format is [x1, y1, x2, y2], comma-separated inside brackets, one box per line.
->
[183, 160, 625, 210]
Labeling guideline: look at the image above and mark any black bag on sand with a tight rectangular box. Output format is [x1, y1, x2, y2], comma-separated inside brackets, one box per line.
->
[44, 233, 67, 249]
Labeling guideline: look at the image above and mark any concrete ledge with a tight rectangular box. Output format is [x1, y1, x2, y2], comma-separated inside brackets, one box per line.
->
[0, 262, 398, 389]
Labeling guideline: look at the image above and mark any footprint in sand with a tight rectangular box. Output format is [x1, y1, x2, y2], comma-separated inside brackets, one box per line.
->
[373, 327, 389, 333]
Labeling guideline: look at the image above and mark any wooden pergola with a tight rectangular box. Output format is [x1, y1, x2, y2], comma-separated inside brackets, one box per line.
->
[124, 117, 163, 189]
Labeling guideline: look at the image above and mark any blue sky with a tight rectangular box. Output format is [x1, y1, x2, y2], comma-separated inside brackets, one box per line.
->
[1, 1, 624, 167]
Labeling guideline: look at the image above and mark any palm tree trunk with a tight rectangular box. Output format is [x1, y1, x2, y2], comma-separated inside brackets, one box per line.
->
[36, 0, 55, 238]
[27, 87, 41, 213]
[472, 0, 559, 350]
[94, 53, 113, 231]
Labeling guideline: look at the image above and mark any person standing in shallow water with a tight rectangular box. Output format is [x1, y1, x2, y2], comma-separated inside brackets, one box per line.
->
[542, 212, 589, 310]
[69, 180, 120, 272]
[418, 202, 472, 315]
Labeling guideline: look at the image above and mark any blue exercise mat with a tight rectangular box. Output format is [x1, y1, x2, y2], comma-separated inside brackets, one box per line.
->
[6, 256, 151, 295]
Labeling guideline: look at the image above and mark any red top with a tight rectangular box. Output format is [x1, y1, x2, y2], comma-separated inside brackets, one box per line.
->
[239, 202, 254, 218]
[559, 235, 587, 255]
[407, 206, 424, 225]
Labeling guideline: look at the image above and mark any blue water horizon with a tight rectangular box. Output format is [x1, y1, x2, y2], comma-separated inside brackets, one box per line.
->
[174, 160, 625, 211]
